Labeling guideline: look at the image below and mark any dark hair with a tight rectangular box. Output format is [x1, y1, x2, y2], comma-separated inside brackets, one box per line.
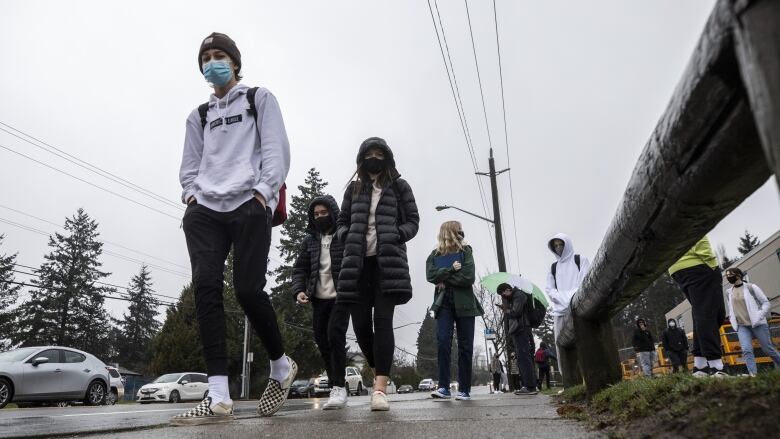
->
[726, 267, 744, 278]
[540, 342, 548, 349]
[496, 283, 512, 294]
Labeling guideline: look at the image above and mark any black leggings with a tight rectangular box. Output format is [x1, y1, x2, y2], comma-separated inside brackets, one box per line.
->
[672, 265, 725, 361]
[350, 257, 396, 376]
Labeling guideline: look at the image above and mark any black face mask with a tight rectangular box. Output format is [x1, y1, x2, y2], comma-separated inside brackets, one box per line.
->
[457, 231, 465, 239]
[363, 157, 385, 175]
[726, 276, 738, 284]
[314, 216, 333, 232]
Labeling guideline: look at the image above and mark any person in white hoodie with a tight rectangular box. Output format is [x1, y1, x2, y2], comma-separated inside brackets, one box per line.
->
[173, 32, 295, 426]
[725, 267, 780, 376]
[545, 234, 591, 362]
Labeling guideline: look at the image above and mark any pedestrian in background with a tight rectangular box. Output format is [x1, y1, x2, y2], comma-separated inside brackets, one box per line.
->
[336, 137, 419, 411]
[175, 32, 294, 425]
[490, 354, 503, 393]
[661, 319, 689, 373]
[427, 221, 482, 401]
[725, 267, 780, 377]
[669, 236, 728, 377]
[498, 283, 538, 395]
[509, 352, 520, 391]
[291, 195, 351, 410]
[633, 318, 655, 377]
[535, 342, 557, 390]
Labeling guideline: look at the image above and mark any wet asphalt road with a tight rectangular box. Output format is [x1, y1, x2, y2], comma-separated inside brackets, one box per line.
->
[0, 387, 602, 439]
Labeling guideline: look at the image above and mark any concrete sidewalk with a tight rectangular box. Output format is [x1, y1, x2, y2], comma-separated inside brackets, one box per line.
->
[80, 389, 601, 439]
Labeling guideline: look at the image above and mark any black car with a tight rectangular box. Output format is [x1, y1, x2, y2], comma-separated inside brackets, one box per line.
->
[289, 378, 316, 398]
[397, 384, 414, 394]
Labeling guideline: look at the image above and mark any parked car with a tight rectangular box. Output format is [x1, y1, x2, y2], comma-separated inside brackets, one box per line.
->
[385, 380, 397, 394]
[0, 346, 110, 409]
[450, 381, 459, 393]
[397, 384, 414, 394]
[314, 367, 365, 397]
[105, 366, 125, 405]
[136, 372, 208, 404]
[289, 378, 316, 398]
[418, 378, 435, 391]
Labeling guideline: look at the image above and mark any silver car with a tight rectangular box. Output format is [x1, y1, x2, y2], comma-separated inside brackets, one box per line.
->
[0, 346, 110, 409]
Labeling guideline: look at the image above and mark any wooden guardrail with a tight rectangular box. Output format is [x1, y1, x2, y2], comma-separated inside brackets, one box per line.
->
[556, 0, 780, 395]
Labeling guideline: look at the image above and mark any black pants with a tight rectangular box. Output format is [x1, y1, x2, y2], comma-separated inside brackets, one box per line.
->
[667, 349, 688, 373]
[492, 373, 501, 392]
[510, 374, 520, 390]
[511, 327, 537, 391]
[350, 256, 395, 376]
[537, 366, 551, 389]
[318, 299, 351, 388]
[672, 265, 725, 361]
[183, 199, 284, 376]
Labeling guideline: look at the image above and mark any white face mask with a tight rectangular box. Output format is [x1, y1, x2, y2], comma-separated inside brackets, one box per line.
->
[669, 322, 676, 328]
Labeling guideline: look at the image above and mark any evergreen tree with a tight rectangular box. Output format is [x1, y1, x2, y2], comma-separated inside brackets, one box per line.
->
[13, 209, 114, 358]
[269, 168, 329, 379]
[117, 265, 161, 372]
[737, 230, 760, 256]
[415, 308, 437, 379]
[535, 312, 555, 351]
[0, 235, 21, 351]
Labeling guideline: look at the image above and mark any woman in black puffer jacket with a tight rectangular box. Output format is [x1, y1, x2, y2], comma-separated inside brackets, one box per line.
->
[336, 137, 419, 411]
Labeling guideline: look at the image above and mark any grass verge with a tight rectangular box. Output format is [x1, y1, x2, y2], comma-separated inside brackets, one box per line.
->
[554, 371, 780, 438]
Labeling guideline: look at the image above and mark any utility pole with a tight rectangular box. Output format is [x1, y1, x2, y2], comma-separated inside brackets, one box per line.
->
[240, 317, 251, 399]
[477, 148, 512, 361]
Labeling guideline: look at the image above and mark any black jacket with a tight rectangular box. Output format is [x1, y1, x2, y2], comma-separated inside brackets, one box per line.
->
[291, 195, 344, 300]
[661, 325, 688, 353]
[505, 288, 531, 334]
[632, 322, 655, 353]
[335, 140, 420, 305]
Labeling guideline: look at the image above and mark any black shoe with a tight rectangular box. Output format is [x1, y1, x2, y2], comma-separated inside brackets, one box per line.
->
[514, 387, 538, 395]
[692, 367, 711, 378]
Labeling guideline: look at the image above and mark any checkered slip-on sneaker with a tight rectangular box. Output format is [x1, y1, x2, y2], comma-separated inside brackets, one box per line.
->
[170, 397, 234, 426]
[257, 357, 298, 417]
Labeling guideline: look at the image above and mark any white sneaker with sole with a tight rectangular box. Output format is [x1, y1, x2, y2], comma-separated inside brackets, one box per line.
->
[323, 386, 347, 410]
[370, 390, 389, 411]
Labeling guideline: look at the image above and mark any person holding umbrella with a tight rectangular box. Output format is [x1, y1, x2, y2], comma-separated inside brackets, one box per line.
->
[497, 282, 538, 395]
[426, 221, 483, 401]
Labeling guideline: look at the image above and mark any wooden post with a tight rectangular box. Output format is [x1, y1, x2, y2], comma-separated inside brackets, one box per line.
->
[733, 0, 780, 189]
[573, 315, 622, 396]
[558, 343, 583, 388]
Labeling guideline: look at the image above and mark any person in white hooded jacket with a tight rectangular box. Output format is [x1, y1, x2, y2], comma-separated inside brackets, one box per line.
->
[724, 267, 780, 376]
[545, 233, 591, 360]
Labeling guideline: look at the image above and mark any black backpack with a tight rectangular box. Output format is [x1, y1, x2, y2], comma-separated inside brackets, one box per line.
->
[551, 254, 581, 289]
[525, 294, 547, 328]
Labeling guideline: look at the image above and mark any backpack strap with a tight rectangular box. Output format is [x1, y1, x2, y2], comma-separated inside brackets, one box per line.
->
[551, 262, 558, 289]
[575, 254, 581, 271]
[246, 87, 259, 124]
[198, 103, 209, 129]
[746, 284, 762, 307]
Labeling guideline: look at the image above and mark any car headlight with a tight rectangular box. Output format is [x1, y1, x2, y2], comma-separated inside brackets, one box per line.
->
[146, 387, 161, 393]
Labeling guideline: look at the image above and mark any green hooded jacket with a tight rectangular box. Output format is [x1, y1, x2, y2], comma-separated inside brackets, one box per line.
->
[426, 246, 484, 318]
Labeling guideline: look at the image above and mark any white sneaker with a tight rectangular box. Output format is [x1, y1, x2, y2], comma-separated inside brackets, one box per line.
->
[370, 390, 389, 411]
[323, 386, 347, 410]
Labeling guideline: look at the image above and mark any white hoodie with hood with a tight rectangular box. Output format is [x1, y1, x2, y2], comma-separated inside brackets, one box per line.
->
[545, 233, 590, 317]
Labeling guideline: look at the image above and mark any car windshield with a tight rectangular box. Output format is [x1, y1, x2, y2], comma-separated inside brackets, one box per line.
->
[153, 373, 182, 383]
[0, 347, 39, 362]
[292, 380, 309, 386]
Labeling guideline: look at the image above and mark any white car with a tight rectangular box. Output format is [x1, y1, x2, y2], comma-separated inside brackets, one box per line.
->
[105, 366, 125, 405]
[418, 378, 435, 391]
[314, 367, 366, 397]
[136, 372, 208, 404]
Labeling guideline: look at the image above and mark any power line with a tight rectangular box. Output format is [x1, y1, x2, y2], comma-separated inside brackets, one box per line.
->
[0, 142, 181, 221]
[0, 122, 184, 211]
[492, 0, 522, 273]
[427, 0, 497, 258]
[0, 204, 191, 271]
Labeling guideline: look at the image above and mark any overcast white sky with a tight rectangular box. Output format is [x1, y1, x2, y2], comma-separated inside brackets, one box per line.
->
[2, 0, 778, 359]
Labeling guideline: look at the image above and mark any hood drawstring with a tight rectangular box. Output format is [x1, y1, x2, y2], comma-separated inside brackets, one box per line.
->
[213, 88, 236, 133]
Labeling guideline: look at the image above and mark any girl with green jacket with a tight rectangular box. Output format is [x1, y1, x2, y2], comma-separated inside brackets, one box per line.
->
[426, 221, 483, 400]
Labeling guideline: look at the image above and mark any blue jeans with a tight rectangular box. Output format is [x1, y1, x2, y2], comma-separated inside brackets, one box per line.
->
[436, 303, 475, 394]
[637, 351, 654, 377]
[736, 324, 780, 375]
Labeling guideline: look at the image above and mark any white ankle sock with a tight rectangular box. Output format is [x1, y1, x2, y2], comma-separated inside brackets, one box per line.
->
[270, 355, 290, 382]
[694, 357, 707, 369]
[207, 375, 230, 405]
[708, 359, 723, 370]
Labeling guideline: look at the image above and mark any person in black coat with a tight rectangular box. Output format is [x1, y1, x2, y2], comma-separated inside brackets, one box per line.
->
[661, 318, 689, 373]
[335, 137, 419, 411]
[632, 318, 656, 377]
[291, 195, 351, 409]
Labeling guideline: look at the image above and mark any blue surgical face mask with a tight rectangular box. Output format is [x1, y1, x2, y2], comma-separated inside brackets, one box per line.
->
[202, 60, 233, 87]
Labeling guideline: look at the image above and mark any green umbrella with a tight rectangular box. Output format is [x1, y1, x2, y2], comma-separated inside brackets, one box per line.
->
[480, 272, 549, 308]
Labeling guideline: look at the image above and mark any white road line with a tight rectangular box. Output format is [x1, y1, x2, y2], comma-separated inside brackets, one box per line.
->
[56, 408, 184, 417]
